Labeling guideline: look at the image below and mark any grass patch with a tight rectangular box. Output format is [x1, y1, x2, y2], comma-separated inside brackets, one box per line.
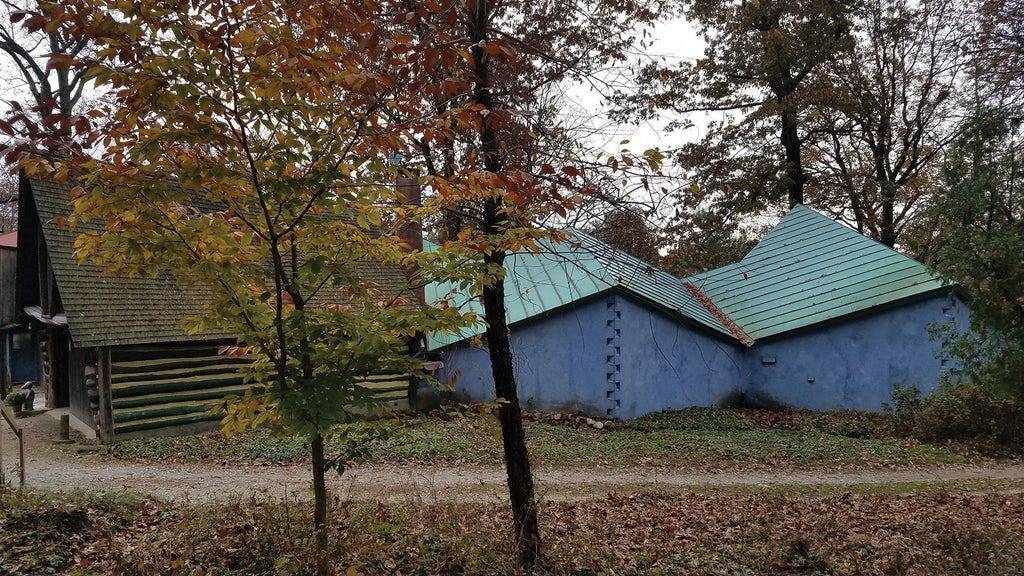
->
[103, 406, 984, 470]
[11, 486, 1024, 575]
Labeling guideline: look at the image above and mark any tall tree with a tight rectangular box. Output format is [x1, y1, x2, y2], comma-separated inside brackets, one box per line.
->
[405, 0, 658, 568]
[616, 0, 856, 209]
[0, 0, 96, 231]
[927, 110, 1024, 397]
[974, 0, 1024, 108]
[0, 0, 90, 120]
[0, 169, 15, 232]
[466, 0, 542, 561]
[5, 2, 471, 574]
[808, 0, 968, 247]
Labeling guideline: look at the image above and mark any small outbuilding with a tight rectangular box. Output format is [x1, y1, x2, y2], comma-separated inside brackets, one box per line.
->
[1, 230, 38, 396]
[428, 205, 967, 418]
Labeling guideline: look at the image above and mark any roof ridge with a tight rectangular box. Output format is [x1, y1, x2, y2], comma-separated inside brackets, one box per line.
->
[682, 282, 753, 347]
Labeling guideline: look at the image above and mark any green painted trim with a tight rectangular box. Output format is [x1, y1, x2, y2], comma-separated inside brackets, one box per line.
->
[112, 384, 251, 409]
[111, 355, 252, 375]
[114, 400, 217, 422]
[113, 412, 221, 434]
[111, 374, 247, 398]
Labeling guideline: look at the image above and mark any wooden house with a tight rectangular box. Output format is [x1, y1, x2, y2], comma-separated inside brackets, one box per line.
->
[16, 176, 416, 441]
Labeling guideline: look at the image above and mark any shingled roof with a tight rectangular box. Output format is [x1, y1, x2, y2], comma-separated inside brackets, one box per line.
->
[684, 204, 949, 341]
[25, 177, 411, 348]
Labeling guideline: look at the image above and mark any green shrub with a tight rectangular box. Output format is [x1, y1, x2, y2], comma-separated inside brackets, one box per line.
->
[886, 382, 1024, 451]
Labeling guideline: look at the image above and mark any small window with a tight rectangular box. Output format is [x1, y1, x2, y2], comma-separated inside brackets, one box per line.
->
[12, 333, 31, 350]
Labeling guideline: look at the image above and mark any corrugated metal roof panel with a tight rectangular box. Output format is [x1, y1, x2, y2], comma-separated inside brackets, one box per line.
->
[572, 231, 730, 332]
[687, 205, 947, 340]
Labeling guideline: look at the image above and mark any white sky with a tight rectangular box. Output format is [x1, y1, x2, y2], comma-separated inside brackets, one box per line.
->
[559, 17, 707, 157]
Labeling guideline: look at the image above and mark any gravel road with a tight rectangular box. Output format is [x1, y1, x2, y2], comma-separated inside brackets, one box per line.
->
[4, 409, 1024, 504]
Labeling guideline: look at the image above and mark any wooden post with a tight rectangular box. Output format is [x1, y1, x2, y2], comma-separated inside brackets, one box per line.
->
[39, 331, 53, 408]
[0, 405, 25, 487]
[1, 332, 10, 399]
[96, 347, 114, 443]
[0, 407, 4, 486]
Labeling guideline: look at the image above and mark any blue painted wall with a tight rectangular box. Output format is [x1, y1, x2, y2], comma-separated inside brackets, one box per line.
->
[436, 296, 611, 414]
[613, 295, 743, 418]
[742, 292, 969, 411]
[434, 292, 746, 419]
[434, 291, 969, 417]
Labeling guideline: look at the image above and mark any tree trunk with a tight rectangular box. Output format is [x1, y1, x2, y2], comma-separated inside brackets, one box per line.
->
[780, 107, 805, 208]
[311, 433, 330, 576]
[480, 256, 542, 567]
[880, 199, 897, 247]
[468, 0, 542, 568]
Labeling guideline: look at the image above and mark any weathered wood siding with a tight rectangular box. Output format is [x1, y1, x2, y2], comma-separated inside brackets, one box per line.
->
[107, 343, 413, 438]
[110, 344, 253, 435]
[0, 247, 15, 326]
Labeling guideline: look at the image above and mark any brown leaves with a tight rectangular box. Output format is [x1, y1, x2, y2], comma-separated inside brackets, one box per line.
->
[58, 490, 1024, 575]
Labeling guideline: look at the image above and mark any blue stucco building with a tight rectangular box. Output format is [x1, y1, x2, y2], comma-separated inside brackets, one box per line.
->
[427, 206, 968, 418]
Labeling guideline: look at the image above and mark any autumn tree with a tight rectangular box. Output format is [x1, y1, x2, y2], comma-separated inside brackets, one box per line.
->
[912, 1, 1024, 397]
[974, 0, 1024, 108]
[5, 1, 472, 574]
[607, 0, 855, 271]
[616, 0, 856, 210]
[0, 169, 15, 232]
[0, 0, 91, 120]
[400, 0, 659, 567]
[0, 0, 97, 231]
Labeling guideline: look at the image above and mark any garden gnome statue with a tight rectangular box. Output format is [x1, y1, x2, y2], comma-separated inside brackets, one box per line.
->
[19, 381, 34, 411]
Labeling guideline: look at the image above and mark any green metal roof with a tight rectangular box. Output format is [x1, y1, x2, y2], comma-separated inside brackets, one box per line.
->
[685, 204, 948, 340]
[426, 230, 734, 349]
[427, 206, 950, 349]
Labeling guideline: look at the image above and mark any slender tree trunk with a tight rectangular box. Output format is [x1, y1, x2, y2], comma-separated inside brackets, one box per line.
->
[480, 259, 542, 567]
[780, 108, 805, 207]
[468, 0, 541, 568]
[312, 433, 330, 576]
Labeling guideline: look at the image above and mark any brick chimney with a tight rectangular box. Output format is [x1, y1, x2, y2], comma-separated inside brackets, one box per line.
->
[397, 173, 424, 306]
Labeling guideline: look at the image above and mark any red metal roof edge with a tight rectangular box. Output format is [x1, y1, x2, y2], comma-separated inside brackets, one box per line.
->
[682, 281, 754, 347]
[0, 231, 16, 248]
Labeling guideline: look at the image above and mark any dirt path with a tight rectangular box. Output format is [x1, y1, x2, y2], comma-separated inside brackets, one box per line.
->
[5, 409, 1024, 504]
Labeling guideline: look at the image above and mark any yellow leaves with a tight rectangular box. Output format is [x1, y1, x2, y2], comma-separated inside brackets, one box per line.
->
[231, 26, 261, 48]
[354, 207, 383, 229]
